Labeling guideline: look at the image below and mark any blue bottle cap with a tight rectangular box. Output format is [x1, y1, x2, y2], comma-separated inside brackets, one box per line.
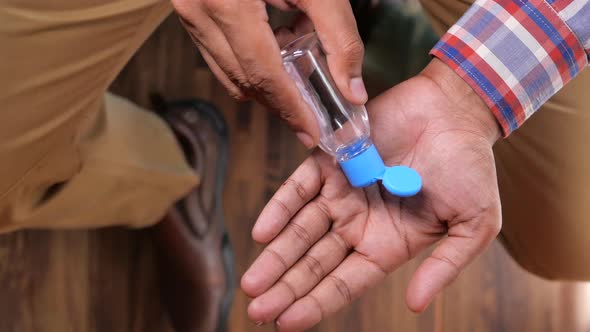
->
[338, 144, 422, 197]
[381, 166, 422, 197]
[339, 144, 386, 188]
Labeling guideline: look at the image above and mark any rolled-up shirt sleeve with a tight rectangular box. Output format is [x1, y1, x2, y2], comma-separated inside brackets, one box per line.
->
[430, 0, 590, 135]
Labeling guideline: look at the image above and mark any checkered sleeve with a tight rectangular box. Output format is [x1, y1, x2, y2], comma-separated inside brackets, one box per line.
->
[430, 0, 590, 135]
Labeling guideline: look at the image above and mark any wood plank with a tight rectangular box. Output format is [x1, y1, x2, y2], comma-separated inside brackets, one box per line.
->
[441, 240, 587, 332]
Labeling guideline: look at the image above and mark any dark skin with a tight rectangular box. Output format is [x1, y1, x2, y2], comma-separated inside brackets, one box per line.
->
[241, 59, 503, 331]
[172, 0, 368, 147]
[172, 0, 504, 329]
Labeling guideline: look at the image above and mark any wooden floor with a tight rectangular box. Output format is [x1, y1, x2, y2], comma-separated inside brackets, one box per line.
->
[1, 8, 589, 332]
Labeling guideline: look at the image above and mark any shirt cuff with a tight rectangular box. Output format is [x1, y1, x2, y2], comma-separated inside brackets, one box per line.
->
[430, 0, 588, 135]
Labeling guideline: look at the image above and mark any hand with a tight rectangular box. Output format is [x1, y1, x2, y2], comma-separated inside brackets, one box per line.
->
[171, 0, 368, 147]
[240, 59, 503, 331]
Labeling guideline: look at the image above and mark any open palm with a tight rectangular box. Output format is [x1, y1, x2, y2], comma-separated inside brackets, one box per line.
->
[241, 62, 502, 332]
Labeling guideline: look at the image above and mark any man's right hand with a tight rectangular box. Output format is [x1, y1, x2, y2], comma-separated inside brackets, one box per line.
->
[171, 0, 368, 148]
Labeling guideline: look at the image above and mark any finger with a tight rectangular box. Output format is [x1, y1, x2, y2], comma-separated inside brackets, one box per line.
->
[276, 252, 388, 332]
[195, 42, 246, 100]
[175, 8, 248, 99]
[208, 0, 319, 147]
[251, 156, 322, 244]
[242, 197, 331, 297]
[290, 0, 368, 105]
[274, 14, 314, 48]
[266, 0, 297, 10]
[406, 215, 501, 313]
[247, 231, 350, 324]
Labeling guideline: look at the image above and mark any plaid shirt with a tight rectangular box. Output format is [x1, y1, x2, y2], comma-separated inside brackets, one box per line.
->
[431, 0, 590, 135]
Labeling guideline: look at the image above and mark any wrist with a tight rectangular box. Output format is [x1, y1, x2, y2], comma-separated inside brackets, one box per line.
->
[420, 58, 501, 144]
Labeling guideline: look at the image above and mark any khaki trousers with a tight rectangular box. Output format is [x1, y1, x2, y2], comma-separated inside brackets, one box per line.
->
[1, 0, 589, 280]
[0, 0, 197, 232]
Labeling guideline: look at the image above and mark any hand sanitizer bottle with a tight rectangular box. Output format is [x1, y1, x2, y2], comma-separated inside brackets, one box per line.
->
[281, 33, 422, 197]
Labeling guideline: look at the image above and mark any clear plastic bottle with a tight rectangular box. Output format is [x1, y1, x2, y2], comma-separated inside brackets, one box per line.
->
[281, 33, 422, 197]
[281, 33, 371, 163]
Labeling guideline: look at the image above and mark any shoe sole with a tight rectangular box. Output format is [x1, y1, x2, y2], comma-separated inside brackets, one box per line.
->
[160, 98, 235, 332]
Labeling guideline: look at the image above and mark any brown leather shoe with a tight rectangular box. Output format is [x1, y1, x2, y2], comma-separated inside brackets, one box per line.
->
[151, 97, 234, 332]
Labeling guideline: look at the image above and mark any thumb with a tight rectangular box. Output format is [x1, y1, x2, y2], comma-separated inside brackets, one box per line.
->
[406, 214, 501, 312]
[290, 0, 368, 105]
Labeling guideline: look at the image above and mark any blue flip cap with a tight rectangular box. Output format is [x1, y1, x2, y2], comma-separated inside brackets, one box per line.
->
[338, 144, 422, 197]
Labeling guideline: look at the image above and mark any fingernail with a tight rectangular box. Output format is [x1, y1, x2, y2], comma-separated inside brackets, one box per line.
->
[255, 321, 264, 327]
[296, 131, 314, 149]
[350, 77, 368, 104]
